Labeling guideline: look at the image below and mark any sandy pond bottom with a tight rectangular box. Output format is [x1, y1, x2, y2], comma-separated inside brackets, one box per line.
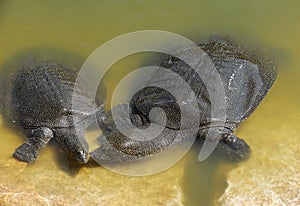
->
[0, 145, 184, 205]
[0, 72, 300, 206]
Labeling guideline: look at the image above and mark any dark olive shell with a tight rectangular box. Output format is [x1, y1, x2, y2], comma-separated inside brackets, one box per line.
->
[130, 36, 278, 130]
[3, 61, 97, 128]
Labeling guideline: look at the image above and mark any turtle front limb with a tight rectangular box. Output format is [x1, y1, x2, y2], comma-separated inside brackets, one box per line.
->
[13, 127, 53, 163]
[96, 104, 178, 159]
[105, 126, 179, 157]
[91, 125, 186, 164]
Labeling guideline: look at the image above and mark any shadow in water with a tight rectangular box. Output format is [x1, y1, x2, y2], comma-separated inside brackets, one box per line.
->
[181, 140, 240, 206]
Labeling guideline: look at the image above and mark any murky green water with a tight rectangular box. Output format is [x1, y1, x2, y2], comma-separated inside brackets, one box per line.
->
[0, 0, 300, 205]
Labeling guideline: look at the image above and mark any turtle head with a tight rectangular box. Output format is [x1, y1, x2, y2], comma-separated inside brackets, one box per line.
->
[71, 146, 89, 163]
[54, 128, 89, 163]
[61, 141, 89, 163]
[198, 128, 251, 162]
[217, 133, 251, 162]
[67, 136, 89, 163]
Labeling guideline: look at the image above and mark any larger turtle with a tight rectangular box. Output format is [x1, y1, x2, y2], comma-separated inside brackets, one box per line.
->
[1, 61, 106, 163]
[93, 36, 277, 162]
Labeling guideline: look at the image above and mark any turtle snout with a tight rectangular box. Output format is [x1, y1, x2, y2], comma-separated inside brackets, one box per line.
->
[75, 149, 89, 163]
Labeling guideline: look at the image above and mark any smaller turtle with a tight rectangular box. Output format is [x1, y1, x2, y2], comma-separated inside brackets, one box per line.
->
[93, 36, 277, 162]
[1, 61, 106, 163]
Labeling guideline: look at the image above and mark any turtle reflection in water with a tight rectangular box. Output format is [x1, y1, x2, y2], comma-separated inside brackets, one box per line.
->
[93, 36, 277, 163]
[1, 61, 106, 163]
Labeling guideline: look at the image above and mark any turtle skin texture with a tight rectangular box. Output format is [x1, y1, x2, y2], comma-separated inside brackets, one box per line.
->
[94, 36, 278, 163]
[1, 61, 105, 163]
